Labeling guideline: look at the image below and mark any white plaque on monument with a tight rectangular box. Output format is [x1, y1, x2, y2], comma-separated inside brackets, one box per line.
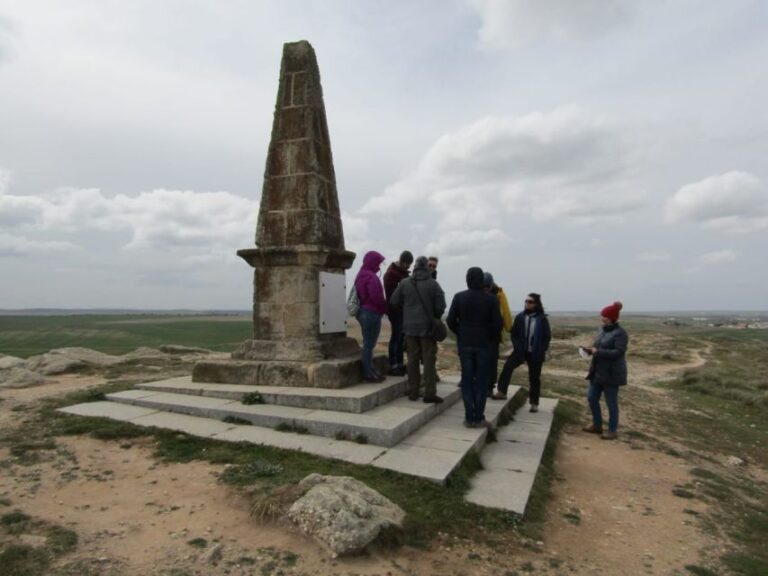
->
[319, 272, 347, 334]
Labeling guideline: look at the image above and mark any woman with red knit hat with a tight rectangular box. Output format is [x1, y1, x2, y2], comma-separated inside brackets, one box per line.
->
[581, 301, 628, 440]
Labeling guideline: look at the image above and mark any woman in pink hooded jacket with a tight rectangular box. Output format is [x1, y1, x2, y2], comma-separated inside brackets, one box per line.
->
[354, 250, 387, 382]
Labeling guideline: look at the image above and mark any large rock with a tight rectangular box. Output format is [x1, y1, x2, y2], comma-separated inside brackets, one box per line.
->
[25, 347, 123, 374]
[287, 474, 405, 556]
[0, 367, 49, 388]
[0, 354, 26, 370]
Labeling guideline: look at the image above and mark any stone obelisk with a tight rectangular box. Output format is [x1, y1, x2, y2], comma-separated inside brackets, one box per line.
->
[193, 40, 366, 388]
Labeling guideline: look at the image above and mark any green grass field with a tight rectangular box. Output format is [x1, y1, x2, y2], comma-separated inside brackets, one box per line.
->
[0, 314, 253, 358]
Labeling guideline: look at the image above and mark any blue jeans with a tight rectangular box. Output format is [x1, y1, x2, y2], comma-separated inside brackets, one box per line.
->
[587, 382, 619, 432]
[387, 312, 405, 368]
[357, 308, 382, 377]
[459, 346, 490, 424]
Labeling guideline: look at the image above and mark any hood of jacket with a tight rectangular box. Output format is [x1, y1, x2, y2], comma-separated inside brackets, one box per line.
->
[411, 267, 432, 281]
[466, 267, 485, 290]
[361, 251, 385, 273]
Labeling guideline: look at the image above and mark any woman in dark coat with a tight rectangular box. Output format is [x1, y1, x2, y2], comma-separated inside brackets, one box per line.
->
[493, 293, 551, 413]
[582, 301, 628, 440]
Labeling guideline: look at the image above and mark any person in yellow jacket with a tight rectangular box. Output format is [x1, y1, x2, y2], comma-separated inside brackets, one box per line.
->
[483, 272, 513, 395]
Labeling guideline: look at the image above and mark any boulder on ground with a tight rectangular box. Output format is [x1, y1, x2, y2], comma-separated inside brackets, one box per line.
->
[0, 354, 26, 370]
[287, 473, 405, 557]
[25, 347, 123, 374]
[0, 366, 49, 388]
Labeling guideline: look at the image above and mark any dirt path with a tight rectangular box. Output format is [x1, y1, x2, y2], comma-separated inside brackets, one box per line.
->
[0, 342, 727, 575]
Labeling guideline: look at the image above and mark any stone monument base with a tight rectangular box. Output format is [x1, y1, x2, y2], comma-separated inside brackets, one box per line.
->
[232, 337, 361, 363]
[192, 355, 388, 389]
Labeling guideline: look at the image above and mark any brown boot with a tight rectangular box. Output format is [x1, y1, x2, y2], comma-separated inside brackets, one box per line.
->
[582, 423, 603, 434]
[600, 431, 618, 440]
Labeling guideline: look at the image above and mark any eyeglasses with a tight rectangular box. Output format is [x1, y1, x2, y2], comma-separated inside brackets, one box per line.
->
[524, 299, 536, 304]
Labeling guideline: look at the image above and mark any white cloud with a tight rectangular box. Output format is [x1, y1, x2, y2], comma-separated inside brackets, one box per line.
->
[684, 249, 737, 273]
[665, 171, 768, 232]
[340, 212, 370, 254]
[361, 106, 645, 256]
[467, 0, 630, 51]
[0, 232, 76, 256]
[700, 249, 736, 265]
[0, 15, 14, 63]
[637, 250, 672, 263]
[0, 184, 258, 250]
[425, 228, 511, 258]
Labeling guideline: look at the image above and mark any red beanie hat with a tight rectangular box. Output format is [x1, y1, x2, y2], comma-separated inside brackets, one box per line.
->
[601, 301, 623, 323]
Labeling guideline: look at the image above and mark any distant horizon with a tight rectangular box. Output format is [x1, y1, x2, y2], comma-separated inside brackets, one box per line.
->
[1, 308, 766, 317]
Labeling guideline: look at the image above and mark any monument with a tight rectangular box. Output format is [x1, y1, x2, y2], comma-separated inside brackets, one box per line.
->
[193, 40, 381, 388]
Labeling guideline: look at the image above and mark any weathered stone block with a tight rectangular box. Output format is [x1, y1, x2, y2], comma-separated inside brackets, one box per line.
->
[279, 106, 310, 140]
[284, 302, 318, 337]
[259, 362, 309, 387]
[311, 359, 360, 389]
[256, 211, 286, 247]
[291, 71, 308, 106]
[193, 360, 260, 385]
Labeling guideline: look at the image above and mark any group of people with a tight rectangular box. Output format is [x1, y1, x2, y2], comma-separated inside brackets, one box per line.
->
[353, 250, 629, 437]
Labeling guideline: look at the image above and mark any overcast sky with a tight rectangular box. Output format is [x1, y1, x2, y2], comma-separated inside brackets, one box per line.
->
[1, 0, 766, 312]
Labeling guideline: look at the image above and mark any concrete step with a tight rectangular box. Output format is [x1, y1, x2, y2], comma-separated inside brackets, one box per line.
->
[58, 384, 524, 485]
[136, 375, 409, 414]
[106, 377, 463, 447]
[465, 397, 559, 515]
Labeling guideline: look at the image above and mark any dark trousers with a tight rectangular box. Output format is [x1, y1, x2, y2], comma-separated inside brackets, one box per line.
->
[488, 342, 500, 392]
[498, 352, 543, 405]
[459, 346, 490, 424]
[387, 313, 405, 368]
[405, 335, 438, 398]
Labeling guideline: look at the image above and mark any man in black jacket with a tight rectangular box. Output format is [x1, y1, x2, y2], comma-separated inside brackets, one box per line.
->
[446, 267, 502, 427]
[383, 250, 413, 376]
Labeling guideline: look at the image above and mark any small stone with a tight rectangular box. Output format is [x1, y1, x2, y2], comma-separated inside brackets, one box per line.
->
[202, 543, 224, 565]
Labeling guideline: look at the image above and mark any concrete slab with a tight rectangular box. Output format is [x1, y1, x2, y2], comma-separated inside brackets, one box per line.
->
[496, 421, 551, 444]
[138, 375, 409, 413]
[465, 469, 536, 514]
[371, 442, 470, 483]
[57, 402, 158, 421]
[106, 389, 161, 401]
[132, 411, 237, 437]
[465, 397, 558, 515]
[480, 442, 544, 473]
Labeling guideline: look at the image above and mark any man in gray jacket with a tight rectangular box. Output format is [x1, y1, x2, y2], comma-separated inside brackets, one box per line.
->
[390, 256, 446, 403]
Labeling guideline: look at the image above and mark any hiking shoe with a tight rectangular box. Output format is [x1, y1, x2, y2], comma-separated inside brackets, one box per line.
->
[582, 424, 603, 434]
[478, 419, 492, 429]
[388, 366, 406, 376]
[362, 374, 385, 383]
[423, 395, 444, 404]
[463, 420, 478, 428]
[491, 392, 507, 400]
[529, 404, 539, 413]
[407, 393, 419, 401]
[600, 431, 618, 440]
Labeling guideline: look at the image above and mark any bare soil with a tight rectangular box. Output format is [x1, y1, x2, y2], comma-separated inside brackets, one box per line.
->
[0, 339, 733, 575]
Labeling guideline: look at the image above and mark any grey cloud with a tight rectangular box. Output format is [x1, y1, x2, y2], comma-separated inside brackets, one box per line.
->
[0, 184, 258, 250]
[0, 232, 76, 257]
[469, 0, 631, 51]
[0, 15, 14, 63]
[665, 171, 768, 232]
[364, 106, 645, 225]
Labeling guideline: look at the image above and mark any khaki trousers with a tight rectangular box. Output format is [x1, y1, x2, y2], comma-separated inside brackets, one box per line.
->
[405, 335, 438, 398]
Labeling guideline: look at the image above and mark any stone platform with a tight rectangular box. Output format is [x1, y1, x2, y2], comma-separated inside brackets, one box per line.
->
[59, 375, 558, 513]
[192, 354, 387, 389]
